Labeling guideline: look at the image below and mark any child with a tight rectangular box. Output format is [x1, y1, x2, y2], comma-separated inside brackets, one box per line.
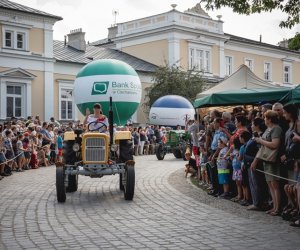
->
[23, 132, 31, 170]
[56, 130, 63, 162]
[16, 134, 26, 171]
[184, 151, 197, 178]
[199, 145, 209, 186]
[0, 144, 8, 178]
[216, 136, 230, 198]
[230, 137, 243, 202]
[239, 131, 252, 206]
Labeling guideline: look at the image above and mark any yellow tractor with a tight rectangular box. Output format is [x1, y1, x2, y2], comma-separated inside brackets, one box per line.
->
[56, 98, 135, 202]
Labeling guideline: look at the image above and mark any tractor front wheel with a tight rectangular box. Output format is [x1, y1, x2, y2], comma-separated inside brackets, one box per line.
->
[124, 165, 135, 200]
[156, 144, 165, 160]
[56, 167, 66, 203]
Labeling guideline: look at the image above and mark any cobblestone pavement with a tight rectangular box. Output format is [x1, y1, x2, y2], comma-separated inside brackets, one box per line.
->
[0, 154, 299, 250]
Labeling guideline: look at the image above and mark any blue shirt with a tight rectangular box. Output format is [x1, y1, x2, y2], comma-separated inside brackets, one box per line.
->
[211, 130, 226, 151]
[232, 149, 241, 170]
[57, 135, 63, 149]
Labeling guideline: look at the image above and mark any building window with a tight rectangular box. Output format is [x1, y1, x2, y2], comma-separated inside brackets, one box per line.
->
[17, 32, 25, 49]
[189, 48, 211, 72]
[60, 88, 73, 120]
[284, 65, 291, 83]
[264, 62, 272, 81]
[225, 56, 233, 75]
[5, 31, 13, 48]
[3, 28, 28, 50]
[189, 49, 194, 70]
[6, 85, 23, 118]
[245, 59, 253, 71]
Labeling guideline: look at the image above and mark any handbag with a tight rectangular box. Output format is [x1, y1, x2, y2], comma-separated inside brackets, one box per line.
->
[256, 145, 278, 162]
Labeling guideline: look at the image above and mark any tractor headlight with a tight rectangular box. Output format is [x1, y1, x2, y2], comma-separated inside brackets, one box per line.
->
[111, 144, 118, 152]
[72, 143, 80, 152]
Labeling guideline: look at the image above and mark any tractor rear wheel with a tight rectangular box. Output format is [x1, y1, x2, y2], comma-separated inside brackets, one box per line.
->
[173, 148, 182, 158]
[124, 165, 135, 200]
[56, 167, 66, 203]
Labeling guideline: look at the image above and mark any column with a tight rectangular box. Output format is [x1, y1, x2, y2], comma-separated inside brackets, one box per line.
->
[168, 33, 180, 66]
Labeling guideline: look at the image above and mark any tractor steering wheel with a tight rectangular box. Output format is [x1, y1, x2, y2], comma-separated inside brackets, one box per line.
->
[87, 120, 107, 132]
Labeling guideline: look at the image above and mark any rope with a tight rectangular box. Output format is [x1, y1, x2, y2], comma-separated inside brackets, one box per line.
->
[1, 152, 23, 165]
[1, 143, 58, 165]
[255, 169, 299, 184]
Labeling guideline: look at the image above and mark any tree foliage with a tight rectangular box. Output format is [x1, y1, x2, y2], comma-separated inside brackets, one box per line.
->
[288, 33, 300, 50]
[144, 65, 205, 111]
[200, 0, 300, 28]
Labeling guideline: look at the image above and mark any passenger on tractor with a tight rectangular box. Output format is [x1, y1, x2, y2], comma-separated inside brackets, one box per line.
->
[83, 103, 109, 133]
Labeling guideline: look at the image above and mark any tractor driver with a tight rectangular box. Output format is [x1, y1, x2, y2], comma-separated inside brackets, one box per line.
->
[84, 103, 108, 133]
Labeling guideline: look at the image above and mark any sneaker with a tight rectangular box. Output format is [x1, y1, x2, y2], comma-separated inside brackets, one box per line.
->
[239, 200, 251, 206]
[247, 205, 261, 211]
[207, 190, 218, 196]
[1, 172, 10, 177]
[218, 192, 231, 199]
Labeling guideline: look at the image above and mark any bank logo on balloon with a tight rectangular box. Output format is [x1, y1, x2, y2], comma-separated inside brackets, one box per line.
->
[91, 81, 109, 95]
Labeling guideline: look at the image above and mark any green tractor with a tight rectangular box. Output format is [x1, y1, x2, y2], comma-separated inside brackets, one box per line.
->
[155, 130, 190, 160]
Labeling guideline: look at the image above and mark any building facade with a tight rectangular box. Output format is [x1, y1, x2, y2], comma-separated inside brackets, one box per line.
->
[93, 3, 300, 86]
[1, 1, 300, 124]
[0, 0, 156, 124]
[0, 0, 62, 121]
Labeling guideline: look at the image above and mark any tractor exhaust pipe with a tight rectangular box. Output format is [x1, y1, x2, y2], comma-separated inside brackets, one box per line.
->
[109, 96, 114, 146]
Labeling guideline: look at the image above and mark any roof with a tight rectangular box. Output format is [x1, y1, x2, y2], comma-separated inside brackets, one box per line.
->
[279, 85, 300, 105]
[53, 40, 158, 73]
[0, 0, 62, 20]
[196, 64, 284, 99]
[194, 88, 291, 108]
[226, 33, 300, 54]
[89, 38, 113, 46]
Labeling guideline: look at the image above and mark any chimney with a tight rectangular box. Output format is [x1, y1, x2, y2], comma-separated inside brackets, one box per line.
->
[259, 34, 262, 43]
[67, 28, 86, 51]
[278, 39, 289, 48]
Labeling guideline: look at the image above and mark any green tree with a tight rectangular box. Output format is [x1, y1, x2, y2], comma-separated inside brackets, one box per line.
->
[144, 64, 205, 111]
[288, 33, 300, 50]
[200, 0, 300, 28]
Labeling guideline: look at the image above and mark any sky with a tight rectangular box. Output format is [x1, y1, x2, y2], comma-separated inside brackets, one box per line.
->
[12, 0, 300, 45]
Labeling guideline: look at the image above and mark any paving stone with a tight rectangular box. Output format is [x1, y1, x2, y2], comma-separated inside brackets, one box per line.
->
[0, 155, 299, 249]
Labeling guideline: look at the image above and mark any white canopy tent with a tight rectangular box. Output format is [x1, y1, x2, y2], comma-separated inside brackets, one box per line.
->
[197, 64, 284, 98]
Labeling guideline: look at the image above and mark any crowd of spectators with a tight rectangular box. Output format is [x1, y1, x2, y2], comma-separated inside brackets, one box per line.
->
[0, 115, 70, 178]
[184, 103, 300, 227]
[1, 102, 299, 228]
